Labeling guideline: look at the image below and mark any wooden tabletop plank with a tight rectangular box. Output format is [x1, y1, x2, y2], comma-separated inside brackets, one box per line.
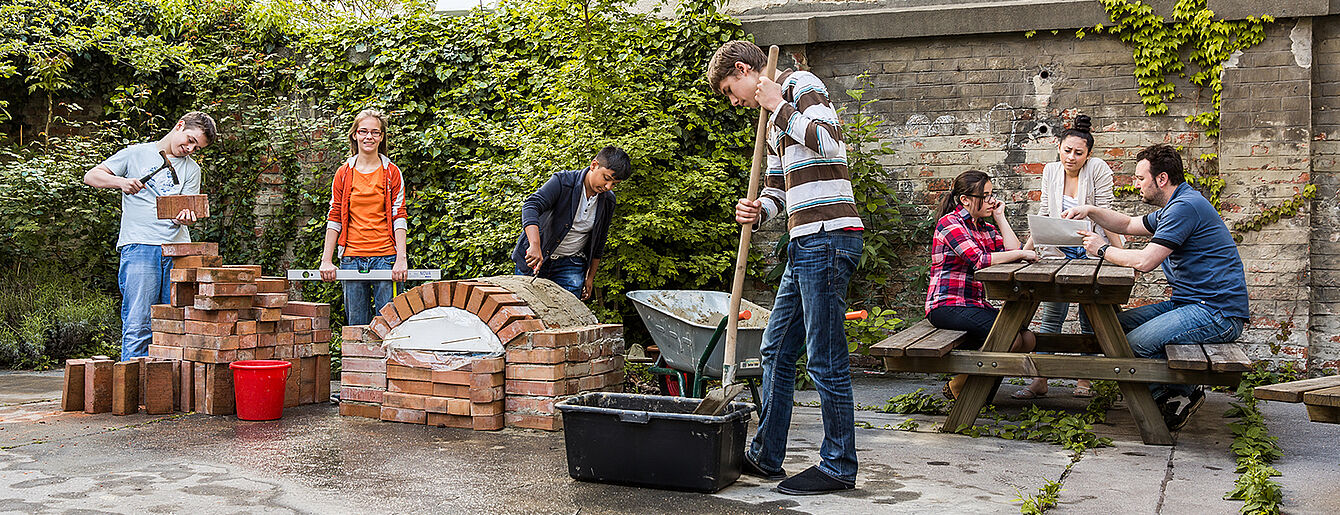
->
[1203, 343, 1253, 372]
[976, 262, 1029, 283]
[1014, 260, 1069, 283]
[1165, 344, 1209, 370]
[1096, 261, 1137, 286]
[869, 319, 938, 357]
[904, 329, 969, 357]
[1254, 376, 1340, 402]
[1055, 260, 1099, 285]
[1303, 385, 1340, 408]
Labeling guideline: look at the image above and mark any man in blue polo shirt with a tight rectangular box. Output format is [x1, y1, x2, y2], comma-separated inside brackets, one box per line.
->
[1064, 143, 1249, 430]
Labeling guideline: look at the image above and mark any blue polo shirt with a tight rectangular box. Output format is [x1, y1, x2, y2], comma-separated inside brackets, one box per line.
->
[1141, 183, 1250, 320]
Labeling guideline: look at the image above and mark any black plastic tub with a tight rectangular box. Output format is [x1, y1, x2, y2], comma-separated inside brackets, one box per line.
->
[556, 392, 753, 493]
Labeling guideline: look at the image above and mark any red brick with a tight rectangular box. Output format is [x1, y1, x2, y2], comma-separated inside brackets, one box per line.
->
[340, 386, 384, 403]
[341, 357, 386, 373]
[473, 414, 505, 431]
[197, 282, 258, 297]
[300, 356, 318, 404]
[604, 369, 626, 389]
[470, 385, 505, 404]
[277, 332, 295, 346]
[478, 293, 525, 327]
[431, 369, 471, 385]
[471, 400, 504, 416]
[250, 307, 282, 321]
[62, 359, 86, 411]
[137, 357, 149, 407]
[184, 320, 235, 337]
[172, 255, 223, 269]
[183, 348, 238, 363]
[195, 268, 254, 283]
[151, 319, 185, 334]
[313, 329, 331, 342]
[152, 331, 183, 346]
[591, 355, 623, 375]
[310, 342, 332, 356]
[185, 307, 241, 323]
[392, 294, 415, 321]
[473, 356, 505, 374]
[471, 372, 505, 389]
[432, 382, 469, 398]
[341, 325, 374, 342]
[178, 360, 193, 411]
[427, 412, 473, 429]
[194, 295, 253, 310]
[148, 344, 184, 360]
[316, 355, 332, 403]
[254, 293, 288, 308]
[506, 364, 564, 381]
[224, 264, 263, 277]
[506, 412, 563, 431]
[294, 331, 313, 345]
[577, 373, 606, 392]
[453, 281, 491, 309]
[161, 242, 219, 257]
[255, 277, 288, 293]
[254, 346, 274, 359]
[273, 343, 293, 359]
[83, 359, 113, 413]
[339, 401, 382, 418]
[180, 334, 240, 350]
[380, 406, 426, 424]
[157, 194, 209, 219]
[447, 398, 472, 416]
[384, 392, 428, 410]
[283, 301, 330, 318]
[276, 317, 293, 332]
[505, 396, 558, 415]
[505, 379, 574, 397]
[144, 361, 175, 415]
[467, 286, 511, 315]
[434, 281, 455, 307]
[405, 287, 425, 314]
[150, 304, 185, 320]
[342, 372, 386, 389]
[237, 349, 255, 360]
[284, 315, 312, 332]
[169, 268, 197, 283]
[277, 358, 298, 408]
[378, 303, 402, 328]
[506, 347, 565, 364]
[488, 305, 537, 333]
[370, 317, 393, 338]
[169, 282, 196, 307]
[424, 396, 451, 414]
[387, 364, 432, 382]
[564, 361, 593, 378]
[418, 283, 438, 309]
[389, 379, 433, 395]
[497, 319, 547, 347]
[529, 328, 583, 348]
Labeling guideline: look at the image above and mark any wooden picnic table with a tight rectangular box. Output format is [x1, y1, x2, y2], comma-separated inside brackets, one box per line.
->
[950, 258, 1167, 445]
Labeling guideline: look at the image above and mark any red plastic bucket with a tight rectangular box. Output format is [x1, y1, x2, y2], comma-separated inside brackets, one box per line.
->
[230, 360, 292, 421]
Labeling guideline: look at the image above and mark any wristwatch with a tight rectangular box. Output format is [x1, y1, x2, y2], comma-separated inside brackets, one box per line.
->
[1097, 244, 1112, 260]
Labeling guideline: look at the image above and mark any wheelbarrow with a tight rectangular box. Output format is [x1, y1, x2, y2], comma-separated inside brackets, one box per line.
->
[626, 290, 866, 408]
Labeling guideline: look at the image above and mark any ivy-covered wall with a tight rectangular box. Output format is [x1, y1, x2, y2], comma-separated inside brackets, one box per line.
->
[742, 4, 1335, 372]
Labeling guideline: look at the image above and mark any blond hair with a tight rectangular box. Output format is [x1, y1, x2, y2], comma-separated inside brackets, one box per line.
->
[347, 109, 389, 156]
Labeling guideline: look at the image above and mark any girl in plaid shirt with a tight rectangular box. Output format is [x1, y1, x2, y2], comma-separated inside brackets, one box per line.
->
[926, 170, 1037, 399]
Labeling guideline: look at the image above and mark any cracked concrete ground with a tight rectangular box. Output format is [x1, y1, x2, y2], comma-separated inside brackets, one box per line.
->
[1, 369, 1336, 514]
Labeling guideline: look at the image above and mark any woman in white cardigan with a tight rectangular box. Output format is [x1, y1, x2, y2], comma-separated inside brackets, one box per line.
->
[1016, 115, 1124, 399]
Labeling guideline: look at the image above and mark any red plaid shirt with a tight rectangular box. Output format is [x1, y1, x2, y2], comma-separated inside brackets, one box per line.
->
[926, 205, 1004, 314]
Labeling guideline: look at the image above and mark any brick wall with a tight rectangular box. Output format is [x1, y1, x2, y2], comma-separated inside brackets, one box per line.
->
[737, 18, 1336, 372]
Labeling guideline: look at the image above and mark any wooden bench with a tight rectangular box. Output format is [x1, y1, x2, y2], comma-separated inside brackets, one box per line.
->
[873, 322, 1252, 393]
[1252, 376, 1340, 424]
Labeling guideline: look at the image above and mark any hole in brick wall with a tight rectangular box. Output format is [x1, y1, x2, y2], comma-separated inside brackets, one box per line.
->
[1039, 70, 1050, 79]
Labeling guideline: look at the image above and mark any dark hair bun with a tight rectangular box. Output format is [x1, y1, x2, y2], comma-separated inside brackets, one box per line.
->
[1073, 115, 1092, 134]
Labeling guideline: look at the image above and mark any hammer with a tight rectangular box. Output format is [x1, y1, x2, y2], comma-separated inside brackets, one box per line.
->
[140, 150, 179, 186]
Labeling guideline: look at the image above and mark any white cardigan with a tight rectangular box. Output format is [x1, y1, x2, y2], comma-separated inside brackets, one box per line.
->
[1034, 158, 1122, 258]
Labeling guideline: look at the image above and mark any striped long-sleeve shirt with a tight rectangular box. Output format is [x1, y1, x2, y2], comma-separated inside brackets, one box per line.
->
[756, 70, 864, 237]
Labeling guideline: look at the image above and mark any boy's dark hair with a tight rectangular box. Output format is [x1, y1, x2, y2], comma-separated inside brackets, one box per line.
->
[936, 170, 992, 219]
[1135, 144, 1184, 185]
[594, 146, 632, 180]
[1058, 114, 1095, 152]
[179, 111, 217, 145]
[705, 40, 766, 91]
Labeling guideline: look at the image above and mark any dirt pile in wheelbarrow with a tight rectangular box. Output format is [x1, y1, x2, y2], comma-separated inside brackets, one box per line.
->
[637, 292, 769, 328]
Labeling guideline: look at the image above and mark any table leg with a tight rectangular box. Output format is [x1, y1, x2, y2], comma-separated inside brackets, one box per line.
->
[941, 300, 1039, 433]
[1080, 303, 1174, 445]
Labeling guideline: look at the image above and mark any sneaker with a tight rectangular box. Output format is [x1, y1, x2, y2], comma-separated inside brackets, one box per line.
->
[741, 454, 786, 481]
[1160, 388, 1205, 431]
[776, 465, 855, 495]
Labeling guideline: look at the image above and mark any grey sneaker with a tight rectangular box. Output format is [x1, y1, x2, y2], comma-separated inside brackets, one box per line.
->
[1160, 388, 1205, 431]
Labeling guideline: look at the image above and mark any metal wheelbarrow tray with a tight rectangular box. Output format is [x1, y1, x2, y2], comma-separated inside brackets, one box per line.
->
[626, 290, 769, 379]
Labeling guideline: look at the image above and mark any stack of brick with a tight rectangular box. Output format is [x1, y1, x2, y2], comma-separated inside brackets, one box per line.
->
[504, 325, 625, 430]
[335, 278, 626, 431]
[141, 242, 331, 414]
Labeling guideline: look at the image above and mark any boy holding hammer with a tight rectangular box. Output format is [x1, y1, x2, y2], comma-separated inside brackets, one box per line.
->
[708, 41, 864, 495]
[83, 111, 217, 359]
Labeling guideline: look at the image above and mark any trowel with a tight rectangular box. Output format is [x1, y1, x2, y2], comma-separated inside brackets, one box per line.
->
[695, 44, 780, 416]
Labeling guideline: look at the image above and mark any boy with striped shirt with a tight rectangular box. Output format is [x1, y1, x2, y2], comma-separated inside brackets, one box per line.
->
[708, 40, 865, 495]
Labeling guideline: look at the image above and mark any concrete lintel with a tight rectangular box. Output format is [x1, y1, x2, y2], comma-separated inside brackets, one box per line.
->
[737, 0, 1332, 46]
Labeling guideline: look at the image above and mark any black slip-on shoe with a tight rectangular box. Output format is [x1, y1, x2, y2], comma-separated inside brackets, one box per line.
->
[1162, 388, 1206, 432]
[776, 465, 855, 495]
[741, 454, 786, 481]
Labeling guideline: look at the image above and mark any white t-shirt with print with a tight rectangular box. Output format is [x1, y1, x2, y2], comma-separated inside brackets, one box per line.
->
[101, 142, 202, 249]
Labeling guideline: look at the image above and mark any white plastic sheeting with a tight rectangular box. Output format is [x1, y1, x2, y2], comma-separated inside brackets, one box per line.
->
[383, 306, 503, 353]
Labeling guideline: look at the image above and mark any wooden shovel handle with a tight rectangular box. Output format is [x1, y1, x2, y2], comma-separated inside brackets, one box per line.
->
[723, 45, 780, 386]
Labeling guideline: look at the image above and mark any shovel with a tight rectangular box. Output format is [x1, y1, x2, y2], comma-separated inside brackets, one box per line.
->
[695, 44, 780, 416]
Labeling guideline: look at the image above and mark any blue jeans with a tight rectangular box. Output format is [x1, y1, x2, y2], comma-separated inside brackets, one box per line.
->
[1039, 302, 1092, 335]
[341, 255, 397, 327]
[1118, 301, 1246, 399]
[748, 231, 863, 482]
[516, 255, 586, 299]
[119, 244, 173, 359]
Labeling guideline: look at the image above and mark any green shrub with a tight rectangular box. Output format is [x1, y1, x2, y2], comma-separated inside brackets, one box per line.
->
[0, 264, 120, 369]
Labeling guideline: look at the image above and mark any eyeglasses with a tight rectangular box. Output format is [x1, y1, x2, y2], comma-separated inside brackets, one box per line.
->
[964, 192, 997, 200]
[355, 129, 383, 137]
